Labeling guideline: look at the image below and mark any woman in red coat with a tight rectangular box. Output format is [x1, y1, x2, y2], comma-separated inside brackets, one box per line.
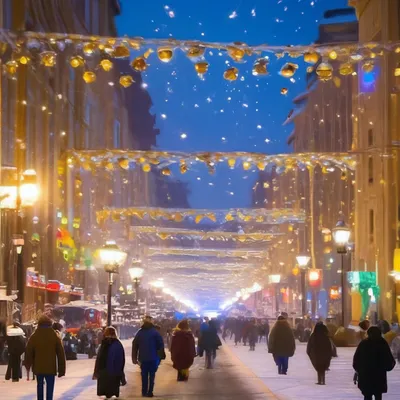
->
[170, 320, 196, 381]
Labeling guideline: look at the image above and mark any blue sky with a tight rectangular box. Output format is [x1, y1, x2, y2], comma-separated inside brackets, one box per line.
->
[116, 0, 352, 208]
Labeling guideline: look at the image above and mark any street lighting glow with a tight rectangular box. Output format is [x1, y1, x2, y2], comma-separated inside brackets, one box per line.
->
[98, 241, 127, 273]
[296, 255, 311, 268]
[20, 169, 39, 207]
[129, 266, 144, 280]
[333, 220, 351, 246]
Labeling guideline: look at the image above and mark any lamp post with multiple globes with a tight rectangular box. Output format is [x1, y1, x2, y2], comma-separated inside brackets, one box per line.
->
[98, 241, 127, 326]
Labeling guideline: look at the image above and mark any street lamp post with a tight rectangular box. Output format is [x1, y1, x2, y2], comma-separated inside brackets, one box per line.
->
[296, 255, 311, 317]
[333, 219, 351, 327]
[98, 241, 127, 327]
[129, 264, 144, 305]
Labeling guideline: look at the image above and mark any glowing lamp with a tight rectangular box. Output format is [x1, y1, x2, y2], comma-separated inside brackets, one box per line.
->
[332, 220, 351, 254]
[98, 241, 127, 274]
[296, 255, 311, 268]
[129, 266, 144, 280]
[269, 274, 281, 284]
[20, 169, 39, 207]
[330, 286, 340, 300]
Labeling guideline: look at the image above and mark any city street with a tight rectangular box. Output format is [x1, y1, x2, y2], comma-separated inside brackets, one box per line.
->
[2, 338, 400, 399]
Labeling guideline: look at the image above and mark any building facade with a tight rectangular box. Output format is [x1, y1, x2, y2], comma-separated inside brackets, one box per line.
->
[0, 0, 158, 313]
[349, 0, 400, 321]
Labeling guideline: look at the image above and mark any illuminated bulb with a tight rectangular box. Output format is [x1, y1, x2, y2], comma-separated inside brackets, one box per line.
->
[119, 75, 134, 88]
[100, 59, 113, 72]
[316, 62, 333, 80]
[195, 62, 209, 75]
[83, 71, 96, 83]
[157, 48, 173, 62]
[131, 56, 148, 71]
[142, 164, 151, 172]
[280, 63, 298, 78]
[180, 133, 187, 139]
[252, 58, 269, 76]
[40, 51, 57, 67]
[161, 168, 171, 176]
[362, 61, 374, 73]
[328, 50, 338, 60]
[19, 55, 30, 65]
[187, 46, 205, 58]
[227, 46, 245, 62]
[228, 158, 236, 168]
[304, 52, 319, 64]
[69, 56, 84, 68]
[83, 42, 97, 55]
[242, 161, 251, 170]
[395, 63, 400, 77]
[113, 45, 130, 58]
[224, 67, 239, 81]
[339, 62, 354, 76]
[5, 60, 18, 75]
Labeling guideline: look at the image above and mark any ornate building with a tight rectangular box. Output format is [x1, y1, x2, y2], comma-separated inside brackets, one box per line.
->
[349, 0, 400, 321]
[0, 0, 158, 312]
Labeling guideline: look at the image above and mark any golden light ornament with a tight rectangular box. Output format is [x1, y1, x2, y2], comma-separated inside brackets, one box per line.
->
[187, 46, 205, 58]
[224, 67, 239, 81]
[157, 47, 174, 62]
[118, 158, 129, 170]
[328, 50, 338, 60]
[70, 55, 84, 68]
[131, 56, 148, 72]
[195, 61, 209, 75]
[100, 59, 113, 72]
[395, 63, 400, 77]
[304, 52, 319, 64]
[113, 44, 130, 58]
[119, 75, 134, 88]
[227, 158, 236, 168]
[5, 60, 18, 75]
[306, 66, 314, 73]
[339, 62, 353, 76]
[362, 61, 374, 73]
[316, 62, 333, 81]
[18, 55, 30, 65]
[281, 88, 288, 95]
[83, 42, 97, 55]
[227, 46, 245, 62]
[161, 168, 171, 176]
[83, 71, 96, 83]
[180, 163, 188, 174]
[142, 164, 151, 172]
[257, 162, 265, 171]
[40, 51, 57, 67]
[242, 161, 251, 170]
[280, 63, 298, 78]
[252, 58, 269, 76]
[292, 267, 300, 276]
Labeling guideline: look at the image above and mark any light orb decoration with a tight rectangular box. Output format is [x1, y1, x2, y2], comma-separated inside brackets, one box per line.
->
[83, 71, 96, 83]
[69, 55, 85, 68]
[252, 58, 269, 76]
[40, 51, 57, 67]
[304, 52, 319, 64]
[280, 63, 298, 78]
[224, 67, 239, 81]
[316, 62, 333, 81]
[100, 59, 113, 72]
[195, 61, 209, 75]
[131, 56, 148, 72]
[119, 75, 134, 88]
[157, 47, 174, 62]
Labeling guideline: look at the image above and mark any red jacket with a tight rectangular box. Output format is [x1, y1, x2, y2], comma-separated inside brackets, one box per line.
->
[170, 329, 196, 370]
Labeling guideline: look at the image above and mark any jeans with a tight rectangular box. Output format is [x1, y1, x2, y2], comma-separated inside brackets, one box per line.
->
[275, 356, 289, 374]
[37, 374, 55, 400]
[364, 395, 382, 400]
[141, 361, 158, 395]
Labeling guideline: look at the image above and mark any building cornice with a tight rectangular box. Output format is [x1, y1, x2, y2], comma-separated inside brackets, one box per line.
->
[348, 0, 371, 19]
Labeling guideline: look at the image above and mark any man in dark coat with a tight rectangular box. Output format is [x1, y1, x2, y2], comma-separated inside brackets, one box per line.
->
[268, 316, 296, 375]
[306, 322, 332, 385]
[25, 315, 66, 400]
[132, 318, 164, 398]
[353, 326, 396, 400]
[5, 322, 26, 382]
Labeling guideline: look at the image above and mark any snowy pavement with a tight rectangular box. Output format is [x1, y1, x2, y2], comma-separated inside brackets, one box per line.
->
[225, 337, 400, 399]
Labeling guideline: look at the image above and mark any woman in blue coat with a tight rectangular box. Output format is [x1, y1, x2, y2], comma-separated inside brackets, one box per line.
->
[93, 327, 126, 399]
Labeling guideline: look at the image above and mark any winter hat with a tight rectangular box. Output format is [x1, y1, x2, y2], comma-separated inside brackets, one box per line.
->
[38, 315, 53, 326]
[7, 326, 25, 337]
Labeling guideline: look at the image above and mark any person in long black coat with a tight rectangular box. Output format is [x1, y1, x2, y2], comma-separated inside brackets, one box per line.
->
[93, 327, 126, 399]
[5, 323, 26, 382]
[307, 322, 332, 385]
[353, 326, 396, 400]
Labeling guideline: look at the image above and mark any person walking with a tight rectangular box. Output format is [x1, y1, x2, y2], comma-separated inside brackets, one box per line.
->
[353, 326, 396, 400]
[307, 322, 333, 385]
[93, 326, 126, 399]
[198, 319, 222, 369]
[268, 316, 296, 375]
[247, 319, 258, 351]
[170, 320, 196, 381]
[5, 321, 26, 382]
[132, 317, 165, 398]
[25, 315, 66, 400]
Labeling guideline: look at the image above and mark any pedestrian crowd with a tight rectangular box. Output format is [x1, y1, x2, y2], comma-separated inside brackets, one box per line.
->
[1, 312, 400, 399]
